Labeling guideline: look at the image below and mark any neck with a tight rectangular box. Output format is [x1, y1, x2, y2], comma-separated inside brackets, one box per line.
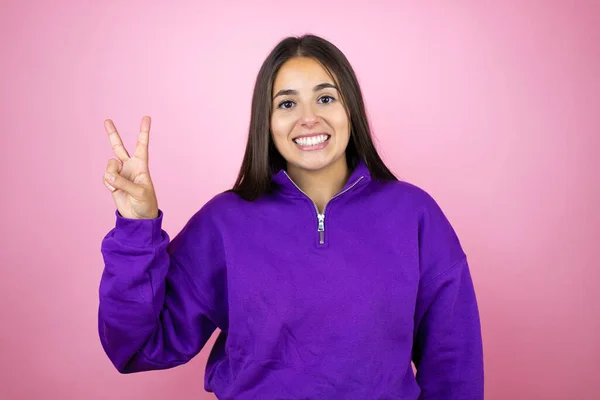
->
[287, 157, 350, 213]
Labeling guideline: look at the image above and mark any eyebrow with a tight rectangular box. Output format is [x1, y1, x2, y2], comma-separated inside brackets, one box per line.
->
[273, 83, 338, 100]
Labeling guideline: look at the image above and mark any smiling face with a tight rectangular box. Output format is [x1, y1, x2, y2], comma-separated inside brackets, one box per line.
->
[270, 57, 351, 175]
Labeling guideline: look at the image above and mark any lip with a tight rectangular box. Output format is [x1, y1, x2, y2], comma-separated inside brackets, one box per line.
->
[292, 132, 330, 140]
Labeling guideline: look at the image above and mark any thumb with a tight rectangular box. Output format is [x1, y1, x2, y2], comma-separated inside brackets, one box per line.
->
[105, 172, 143, 198]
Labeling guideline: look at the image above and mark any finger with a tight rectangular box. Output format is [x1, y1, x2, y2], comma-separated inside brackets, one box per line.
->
[103, 179, 116, 192]
[104, 119, 131, 162]
[106, 158, 122, 175]
[103, 159, 122, 192]
[134, 116, 151, 163]
[102, 158, 123, 192]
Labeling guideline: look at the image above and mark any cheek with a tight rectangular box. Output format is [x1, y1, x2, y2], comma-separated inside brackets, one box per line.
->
[270, 115, 294, 140]
[330, 110, 350, 139]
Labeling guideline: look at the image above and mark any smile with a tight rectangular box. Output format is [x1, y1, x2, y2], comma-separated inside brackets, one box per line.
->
[293, 134, 330, 147]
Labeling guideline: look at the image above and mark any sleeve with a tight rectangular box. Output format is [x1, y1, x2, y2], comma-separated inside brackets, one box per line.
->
[98, 206, 228, 374]
[411, 194, 484, 399]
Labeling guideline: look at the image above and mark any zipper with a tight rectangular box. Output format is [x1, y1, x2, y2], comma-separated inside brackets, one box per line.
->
[317, 214, 325, 244]
[282, 171, 365, 245]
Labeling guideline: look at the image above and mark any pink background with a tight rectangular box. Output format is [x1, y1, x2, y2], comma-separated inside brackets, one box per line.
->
[1, 1, 598, 399]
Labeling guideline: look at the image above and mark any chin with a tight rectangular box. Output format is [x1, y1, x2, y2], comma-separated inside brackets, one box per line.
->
[287, 154, 344, 173]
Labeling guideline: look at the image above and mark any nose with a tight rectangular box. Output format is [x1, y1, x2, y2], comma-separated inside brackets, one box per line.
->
[300, 104, 318, 128]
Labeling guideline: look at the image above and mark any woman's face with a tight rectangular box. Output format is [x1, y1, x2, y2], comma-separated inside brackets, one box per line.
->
[270, 57, 350, 174]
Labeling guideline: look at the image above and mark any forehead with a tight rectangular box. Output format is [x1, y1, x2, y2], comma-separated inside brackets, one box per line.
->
[272, 57, 335, 90]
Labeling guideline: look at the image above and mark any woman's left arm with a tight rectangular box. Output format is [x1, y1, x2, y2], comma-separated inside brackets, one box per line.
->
[411, 190, 484, 399]
[412, 257, 484, 399]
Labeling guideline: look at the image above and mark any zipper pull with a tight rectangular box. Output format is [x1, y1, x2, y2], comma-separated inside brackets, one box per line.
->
[317, 213, 325, 244]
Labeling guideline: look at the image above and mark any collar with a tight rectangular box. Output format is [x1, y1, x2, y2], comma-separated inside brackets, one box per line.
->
[271, 159, 372, 198]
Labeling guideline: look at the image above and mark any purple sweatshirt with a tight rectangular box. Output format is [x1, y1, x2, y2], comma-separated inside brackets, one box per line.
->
[98, 160, 484, 399]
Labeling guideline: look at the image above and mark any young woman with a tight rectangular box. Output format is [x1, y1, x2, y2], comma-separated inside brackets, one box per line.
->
[99, 34, 484, 399]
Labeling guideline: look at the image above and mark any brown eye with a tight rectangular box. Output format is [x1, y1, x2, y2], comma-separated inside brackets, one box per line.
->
[278, 100, 295, 109]
[318, 95, 335, 104]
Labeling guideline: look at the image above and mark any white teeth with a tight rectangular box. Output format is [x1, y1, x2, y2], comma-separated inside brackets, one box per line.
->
[294, 135, 329, 146]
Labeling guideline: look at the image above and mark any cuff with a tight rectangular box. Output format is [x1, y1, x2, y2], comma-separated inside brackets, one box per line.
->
[113, 209, 165, 247]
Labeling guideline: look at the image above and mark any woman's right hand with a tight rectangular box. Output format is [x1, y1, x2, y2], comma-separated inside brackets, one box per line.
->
[102, 116, 159, 220]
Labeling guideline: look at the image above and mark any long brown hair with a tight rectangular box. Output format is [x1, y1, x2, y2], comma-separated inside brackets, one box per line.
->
[230, 34, 397, 201]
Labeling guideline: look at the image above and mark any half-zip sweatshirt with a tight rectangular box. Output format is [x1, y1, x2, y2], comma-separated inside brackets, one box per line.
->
[98, 160, 484, 399]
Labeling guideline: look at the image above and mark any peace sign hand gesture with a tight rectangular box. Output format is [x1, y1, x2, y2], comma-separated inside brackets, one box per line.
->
[103, 116, 159, 220]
